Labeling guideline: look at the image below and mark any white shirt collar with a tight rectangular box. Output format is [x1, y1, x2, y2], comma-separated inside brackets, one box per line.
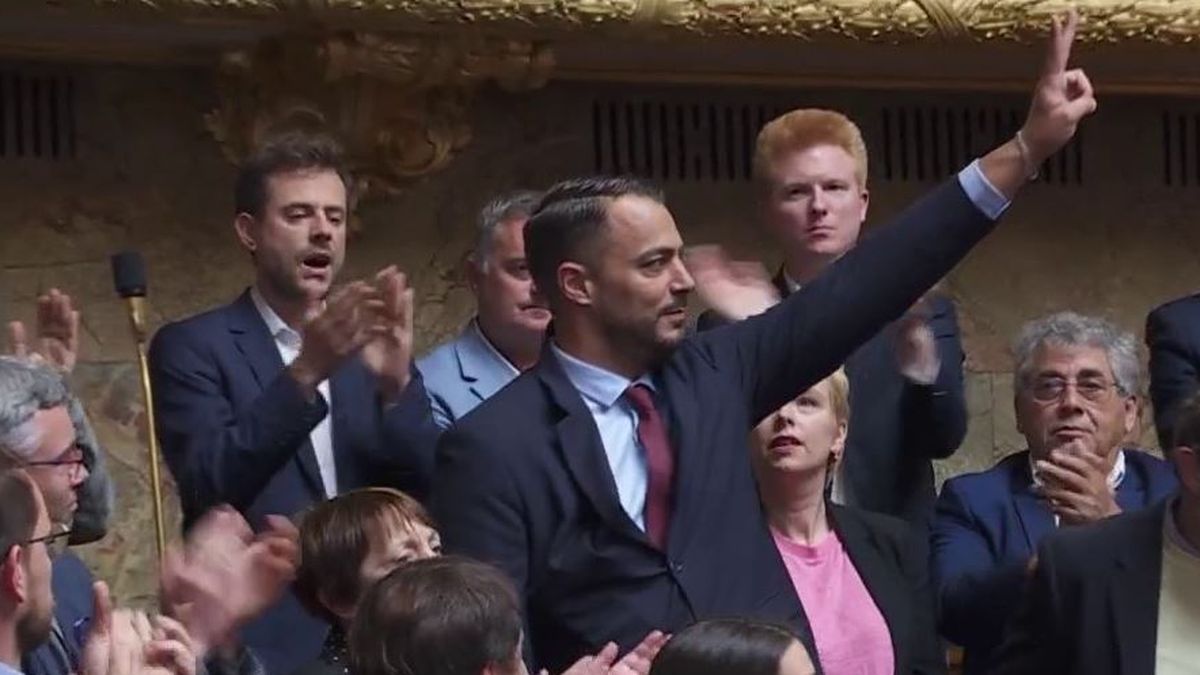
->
[549, 342, 654, 409]
[249, 287, 297, 339]
[471, 319, 520, 377]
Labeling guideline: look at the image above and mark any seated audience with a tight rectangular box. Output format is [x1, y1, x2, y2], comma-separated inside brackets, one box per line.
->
[292, 488, 441, 675]
[1147, 291, 1200, 449]
[752, 369, 944, 675]
[990, 389, 1200, 674]
[349, 556, 667, 675]
[648, 619, 816, 675]
[931, 311, 1178, 674]
[418, 191, 550, 429]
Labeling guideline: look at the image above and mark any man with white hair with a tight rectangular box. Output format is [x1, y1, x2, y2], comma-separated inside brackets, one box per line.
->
[930, 312, 1179, 674]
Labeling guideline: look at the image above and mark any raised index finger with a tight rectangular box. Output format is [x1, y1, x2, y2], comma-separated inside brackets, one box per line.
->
[1042, 10, 1078, 77]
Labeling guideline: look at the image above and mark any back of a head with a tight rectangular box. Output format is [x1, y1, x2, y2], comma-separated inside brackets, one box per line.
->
[234, 131, 350, 218]
[349, 556, 523, 675]
[0, 469, 38, 574]
[524, 176, 663, 309]
[753, 109, 868, 189]
[649, 619, 802, 675]
[295, 487, 433, 623]
[0, 358, 70, 467]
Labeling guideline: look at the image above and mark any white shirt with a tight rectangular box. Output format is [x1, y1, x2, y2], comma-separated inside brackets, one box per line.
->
[551, 344, 654, 530]
[250, 288, 338, 498]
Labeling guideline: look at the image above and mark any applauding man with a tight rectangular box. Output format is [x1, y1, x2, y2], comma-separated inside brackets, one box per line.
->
[148, 132, 439, 674]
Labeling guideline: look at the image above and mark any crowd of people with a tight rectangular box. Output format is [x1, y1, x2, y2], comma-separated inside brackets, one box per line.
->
[1, 12, 1197, 675]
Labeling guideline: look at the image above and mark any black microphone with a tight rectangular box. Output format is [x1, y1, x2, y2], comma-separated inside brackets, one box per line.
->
[111, 251, 147, 299]
[110, 251, 148, 341]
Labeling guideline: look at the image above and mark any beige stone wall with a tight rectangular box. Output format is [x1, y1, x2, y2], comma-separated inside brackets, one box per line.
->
[0, 64, 1193, 604]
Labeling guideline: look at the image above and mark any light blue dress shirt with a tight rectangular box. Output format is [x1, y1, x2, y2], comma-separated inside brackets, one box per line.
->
[548, 162, 1005, 530]
[551, 344, 656, 530]
[0, 660, 23, 675]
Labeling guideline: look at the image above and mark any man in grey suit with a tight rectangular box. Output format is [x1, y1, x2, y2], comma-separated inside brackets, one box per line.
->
[418, 191, 551, 428]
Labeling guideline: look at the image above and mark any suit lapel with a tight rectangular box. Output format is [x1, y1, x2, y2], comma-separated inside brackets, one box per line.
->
[1110, 502, 1166, 675]
[456, 322, 517, 403]
[537, 347, 645, 542]
[329, 364, 362, 494]
[829, 506, 907, 670]
[1012, 491, 1057, 553]
[662, 372, 704, 553]
[226, 290, 325, 499]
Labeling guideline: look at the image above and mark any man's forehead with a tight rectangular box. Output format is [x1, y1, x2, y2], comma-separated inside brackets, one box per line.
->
[264, 168, 347, 207]
[605, 195, 681, 243]
[1031, 342, 1113, 374]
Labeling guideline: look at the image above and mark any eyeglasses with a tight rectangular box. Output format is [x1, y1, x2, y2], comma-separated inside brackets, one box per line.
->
[1028, 377, 1120, 404]
[25, 443, 87, 481]
[25, 523, 72, 558]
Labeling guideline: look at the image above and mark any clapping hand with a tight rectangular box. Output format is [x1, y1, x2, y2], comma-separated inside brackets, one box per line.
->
[548, 631, 671, 675]
[360, 265, 416, 400]
[687, 245, 779, 321]
[81, 582, 198, 675]
[6, 288, 80, 373]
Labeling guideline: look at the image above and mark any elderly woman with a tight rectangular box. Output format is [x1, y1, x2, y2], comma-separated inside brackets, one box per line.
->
[292, 487, 441, 675]
[751, 369, 944, 675]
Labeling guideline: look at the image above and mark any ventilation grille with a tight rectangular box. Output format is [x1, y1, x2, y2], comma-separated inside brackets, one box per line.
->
[591, 97, 1084, 186]
[0, 69, 76, 161]
[1160, 111, 1200, 187]
[879, 105, 1082, 185]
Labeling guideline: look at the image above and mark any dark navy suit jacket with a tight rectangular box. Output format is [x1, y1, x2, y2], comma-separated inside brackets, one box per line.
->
[931, 449, 1178, 675]
[1146, 293, 1200, 449]
[148, 290, 440, 674]
[432, 178, 998, 673]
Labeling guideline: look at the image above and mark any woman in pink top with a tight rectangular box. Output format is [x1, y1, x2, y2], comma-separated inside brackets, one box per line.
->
[752, 369, 945, 675]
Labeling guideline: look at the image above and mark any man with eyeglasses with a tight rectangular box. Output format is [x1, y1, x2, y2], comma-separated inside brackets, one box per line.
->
[930, 312, 1178, 674]
[0, 468, 70, 675]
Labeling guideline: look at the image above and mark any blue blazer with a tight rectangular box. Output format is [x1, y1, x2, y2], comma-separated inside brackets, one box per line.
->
[431, 178, 998, 674]
[699, 285, 967, 525]
[417, 320, 521, 430]
[931, 449, 1178, 675]
[1146, 293, 1200, 449]
[23, 552, 93, 675]
[148, 289, 441, 675]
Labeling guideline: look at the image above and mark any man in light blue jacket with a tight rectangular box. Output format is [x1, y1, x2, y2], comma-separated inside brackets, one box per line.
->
[418, 191, 550, 429]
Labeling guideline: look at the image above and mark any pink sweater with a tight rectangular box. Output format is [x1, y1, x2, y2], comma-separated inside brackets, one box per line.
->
[772, 528, 896, 675]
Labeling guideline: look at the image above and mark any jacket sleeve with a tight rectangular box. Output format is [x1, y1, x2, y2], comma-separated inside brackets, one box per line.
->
[901, 296, 968, 461]
[931, 480, 1029, 651]
[898, 522, 949, 675]
[692, 178, 998, 426]
[988, 538, 1068, 675]
[375, 366, 442, 500]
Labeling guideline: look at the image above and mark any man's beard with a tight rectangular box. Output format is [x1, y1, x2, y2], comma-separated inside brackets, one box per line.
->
[16, 603, 52, 655]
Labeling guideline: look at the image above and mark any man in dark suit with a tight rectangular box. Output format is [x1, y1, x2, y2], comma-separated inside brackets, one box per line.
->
[1146, 293, 1200, 450]
[931, 312, 1178, 675]
[990, 390, 1200, 675]
[431, 15, 1095, 673]
[148, 132, 440, 674]
[698, 108, 966, 525]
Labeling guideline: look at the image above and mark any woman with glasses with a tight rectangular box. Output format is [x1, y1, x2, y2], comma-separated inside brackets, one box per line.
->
[751, 368, 946, 675]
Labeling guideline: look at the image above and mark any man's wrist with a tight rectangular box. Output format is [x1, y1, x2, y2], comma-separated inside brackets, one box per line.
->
[286, 359, 323, 401]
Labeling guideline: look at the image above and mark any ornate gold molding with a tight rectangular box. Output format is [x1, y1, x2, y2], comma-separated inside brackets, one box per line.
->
[204, 33, 553, 196]
[23, 0, 1200, 44]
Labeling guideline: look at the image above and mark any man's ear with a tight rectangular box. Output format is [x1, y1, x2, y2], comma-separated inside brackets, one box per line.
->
[1, 546, 27, 604]
[558, 263, 593, 307]
[464, 254, 484, 296]
[234, 213, 259, 254]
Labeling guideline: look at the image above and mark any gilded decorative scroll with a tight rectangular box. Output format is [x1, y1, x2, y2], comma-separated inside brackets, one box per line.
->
[28, 0, 1200, 44]
[204, 33, 553, 196]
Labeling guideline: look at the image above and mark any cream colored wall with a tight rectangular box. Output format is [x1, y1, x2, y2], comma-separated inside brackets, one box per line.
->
[0, 65, 1193, 604]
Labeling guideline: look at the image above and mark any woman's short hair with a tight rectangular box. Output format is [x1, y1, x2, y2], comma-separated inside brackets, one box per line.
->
[294, 487, 432, 622]
[823, 367, 851, 426]
[349, 556, 523, 675]
[649, 619, 805, 675]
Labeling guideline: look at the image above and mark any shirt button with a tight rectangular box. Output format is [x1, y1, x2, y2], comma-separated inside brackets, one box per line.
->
[671, 561, 684, 574]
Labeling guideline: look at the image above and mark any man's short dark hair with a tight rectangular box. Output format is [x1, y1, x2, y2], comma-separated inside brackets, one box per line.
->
[0, 470, 37, 565]
[234, 131, 351, 217]
[524, 176, 664, 306]
[349, 556, 522, 675]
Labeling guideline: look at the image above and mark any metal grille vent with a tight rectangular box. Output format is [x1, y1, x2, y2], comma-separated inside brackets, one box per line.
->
[1160, 111, 1200, 187]
[0, 69, 76, 161]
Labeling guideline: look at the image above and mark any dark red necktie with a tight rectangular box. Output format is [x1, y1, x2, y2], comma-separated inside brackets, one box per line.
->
[625, 383, 675, 549]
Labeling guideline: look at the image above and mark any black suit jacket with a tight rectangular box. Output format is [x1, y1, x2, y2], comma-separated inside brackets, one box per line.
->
[990, 500, 1171, 675]
[431, 178, 996, 673]
[148, 290, 441, 674]
[1147, 294, 1200, 449]
[827, 505, 946, 675]
[699, 279, 966, 525]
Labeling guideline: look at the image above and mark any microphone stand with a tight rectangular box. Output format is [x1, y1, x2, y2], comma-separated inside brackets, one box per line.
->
[124, 294, 167, 563]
